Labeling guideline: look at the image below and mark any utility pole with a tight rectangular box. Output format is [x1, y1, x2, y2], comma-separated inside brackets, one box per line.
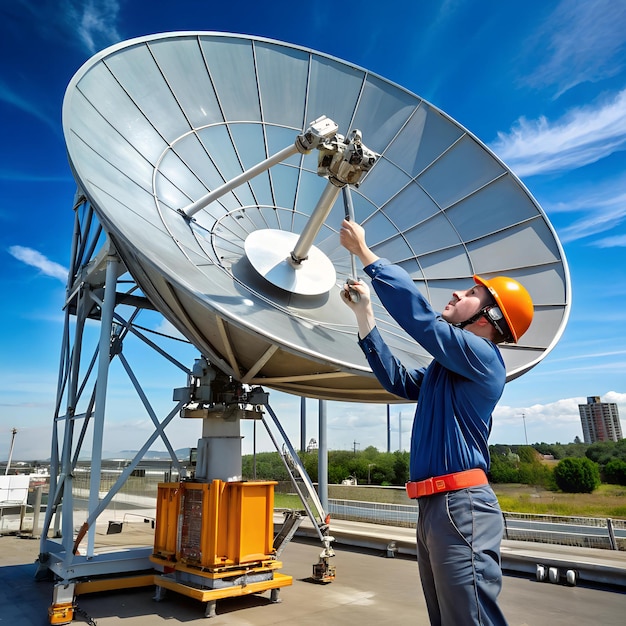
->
[5, 428, 17, 475]
[522, 412, 528, 446]
[386, 405, 391, 453]
[367, 463, 375, 485]
[300, 396, 307, 453]
[353, 440, 360, 455]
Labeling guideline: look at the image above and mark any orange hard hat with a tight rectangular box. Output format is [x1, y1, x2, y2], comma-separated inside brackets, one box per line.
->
[473, 275, 534, 343]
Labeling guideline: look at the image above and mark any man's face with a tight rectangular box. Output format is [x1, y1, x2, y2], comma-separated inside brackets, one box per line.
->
[442, 283, 492, 325]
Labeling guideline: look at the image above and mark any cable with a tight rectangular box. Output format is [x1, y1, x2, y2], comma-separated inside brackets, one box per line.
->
[74, 605, 98, 626]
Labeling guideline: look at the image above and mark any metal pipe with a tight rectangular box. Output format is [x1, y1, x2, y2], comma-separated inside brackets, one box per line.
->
[318, 400, 328, 512]
[86, 253, 119, 556]
[300, 396, 307, 454]
[181, 143, 300, 218]
[291, 181, 342, 263]
[32, 485, 43, 538]
[181, 116, 339, 219]
[343, 186, 359, 281]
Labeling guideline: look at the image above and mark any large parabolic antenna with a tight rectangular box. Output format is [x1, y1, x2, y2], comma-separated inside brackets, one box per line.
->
[62, 32, 570, 402]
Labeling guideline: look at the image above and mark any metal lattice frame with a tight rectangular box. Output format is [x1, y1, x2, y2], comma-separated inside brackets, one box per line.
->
[39, 193, 190, 579]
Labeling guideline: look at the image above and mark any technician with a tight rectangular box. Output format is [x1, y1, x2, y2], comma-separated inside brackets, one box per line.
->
[339, 218, 534, 626]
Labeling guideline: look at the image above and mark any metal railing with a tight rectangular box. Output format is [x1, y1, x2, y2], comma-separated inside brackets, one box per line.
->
[12, 473, 625, 552]
[502, 511, 625, 550]
[328, 498, 417, 528]
[327, 499, 626, 551]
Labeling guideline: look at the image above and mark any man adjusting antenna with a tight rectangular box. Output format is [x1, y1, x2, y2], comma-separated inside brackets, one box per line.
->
[340, 218, 534, 626]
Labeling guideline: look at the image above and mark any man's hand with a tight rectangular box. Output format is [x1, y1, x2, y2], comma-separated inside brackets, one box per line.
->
[339, 219, 379, 267]
[341, 278, 371, 309]
[340, 278, 376, 339]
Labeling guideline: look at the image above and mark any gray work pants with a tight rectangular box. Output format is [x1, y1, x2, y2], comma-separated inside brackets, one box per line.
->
[416, 485, 507, 626]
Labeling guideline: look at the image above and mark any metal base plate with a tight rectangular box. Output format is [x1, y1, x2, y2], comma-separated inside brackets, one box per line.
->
[244, 229, 336, 296]
[154, 571, 293, 602]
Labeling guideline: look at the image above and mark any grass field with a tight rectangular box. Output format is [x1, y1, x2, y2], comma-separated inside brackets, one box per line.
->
[492, 483, 626, 518]
[275, 483, 626, 519]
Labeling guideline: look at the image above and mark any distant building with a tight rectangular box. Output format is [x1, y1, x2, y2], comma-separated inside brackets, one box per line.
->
[578, 396, 623, 444]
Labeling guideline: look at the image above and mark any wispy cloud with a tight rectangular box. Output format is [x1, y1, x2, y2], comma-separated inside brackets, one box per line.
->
[537, 361, 626, 376]
[490, 88, 626, 177]
[547, 349, 626, 364]
[1, 2, 121, 130]
[13, 0, 121, 55]
[62, 0, 122, 54]
[8, 246, 68, 282]
[0, 168, 70, 183]
[0, 78, 59, 134]
[541, 176, 626, 244]
[558, 201, 626, 245]
[594, 234, 626, 248]
[523, 0, 626, 97]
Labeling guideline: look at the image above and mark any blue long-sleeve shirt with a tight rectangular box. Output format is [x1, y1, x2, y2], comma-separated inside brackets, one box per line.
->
[358, 259, 506, 482]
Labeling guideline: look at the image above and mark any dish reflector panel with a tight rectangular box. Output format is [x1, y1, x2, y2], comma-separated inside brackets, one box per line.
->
[62, 32, 570, 402]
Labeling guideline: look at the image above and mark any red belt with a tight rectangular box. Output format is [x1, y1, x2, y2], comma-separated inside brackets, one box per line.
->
[405, 468, 488, 499]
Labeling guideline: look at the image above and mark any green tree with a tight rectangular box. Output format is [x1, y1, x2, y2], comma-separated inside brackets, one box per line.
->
[586, 441, 616, 465]
[328, 462, 347, 484]
[392, 450, 409, 485]
[553, 457, 600, 493]
[362, 445, 379, 460]
[613, 438, 626, 462]
[489, 447, 519, 483]
[517, 445, 538, 464]
[532, 441, 587, 459]
[561, 441, 588, 458]
[517, 461, 553, 488]
[603, 458, 626, 486]
[242, 451, 290, 480]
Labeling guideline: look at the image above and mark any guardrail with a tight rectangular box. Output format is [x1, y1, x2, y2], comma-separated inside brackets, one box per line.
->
[502, 512, 625, 550]
[327, 499, 626, 551]
[11, 476, 625, 552]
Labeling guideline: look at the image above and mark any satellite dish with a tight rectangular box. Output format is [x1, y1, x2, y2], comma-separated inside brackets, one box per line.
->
[62, 32, 570, 402]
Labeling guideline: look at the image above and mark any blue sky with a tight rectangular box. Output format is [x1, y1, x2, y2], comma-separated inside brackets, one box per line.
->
[1, 0, 626, 461]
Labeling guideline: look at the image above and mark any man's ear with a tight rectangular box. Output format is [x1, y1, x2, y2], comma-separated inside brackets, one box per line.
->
[474, 315, 490, 328]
